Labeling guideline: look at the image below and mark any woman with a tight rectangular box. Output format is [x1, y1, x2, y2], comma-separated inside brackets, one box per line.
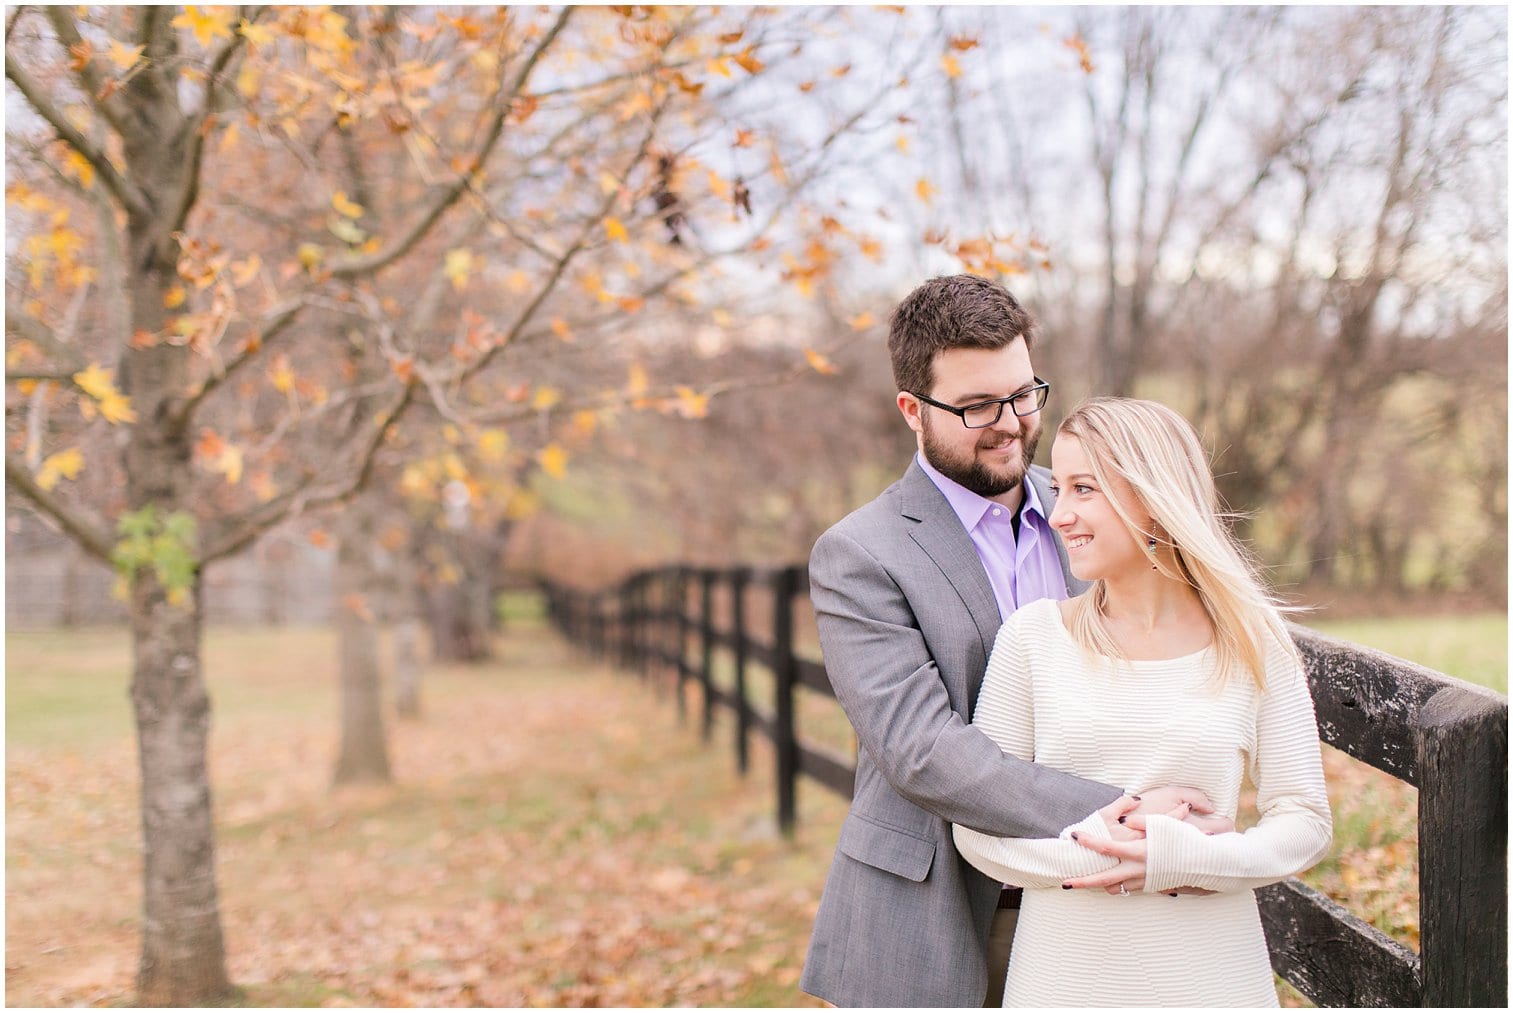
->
[953, 397, 1332, 1008]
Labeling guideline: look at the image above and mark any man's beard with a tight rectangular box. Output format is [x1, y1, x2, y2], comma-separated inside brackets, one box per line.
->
[921, 413, 1042, 498]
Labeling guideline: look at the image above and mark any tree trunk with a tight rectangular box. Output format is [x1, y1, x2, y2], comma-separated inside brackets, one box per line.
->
[333, 501, 392, 784]
[129, 571, 231, 1004]
[422, 528, 495, 663]
[393, 617, 423, 719]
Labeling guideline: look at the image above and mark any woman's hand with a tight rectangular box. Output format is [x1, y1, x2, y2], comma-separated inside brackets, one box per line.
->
[1068, 801, 1193, 894]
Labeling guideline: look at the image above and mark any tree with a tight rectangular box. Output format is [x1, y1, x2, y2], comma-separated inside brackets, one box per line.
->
[6, 7, 932, 999]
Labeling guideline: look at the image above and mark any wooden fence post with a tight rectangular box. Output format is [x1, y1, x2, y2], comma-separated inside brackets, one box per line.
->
[699, 569, 716, 743]
[1416, 685, 1508, 1006]
[674, 567, 689, 723]
[731, 566, 751, 776]
[771, 565, 800, 836]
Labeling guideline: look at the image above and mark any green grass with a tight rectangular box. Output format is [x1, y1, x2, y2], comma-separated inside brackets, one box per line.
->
[1304, 612, 1507, 694]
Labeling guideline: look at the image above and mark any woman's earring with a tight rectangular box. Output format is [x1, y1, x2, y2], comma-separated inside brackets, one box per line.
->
[1146, 536, 1159, 569]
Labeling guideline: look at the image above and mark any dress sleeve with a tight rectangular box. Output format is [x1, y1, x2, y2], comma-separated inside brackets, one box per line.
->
[952, 611, 1120, 888]
[1142, 641, 1334, 894]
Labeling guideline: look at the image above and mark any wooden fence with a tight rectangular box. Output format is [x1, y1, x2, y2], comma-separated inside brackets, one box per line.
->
[542, 564, 1507, 1008]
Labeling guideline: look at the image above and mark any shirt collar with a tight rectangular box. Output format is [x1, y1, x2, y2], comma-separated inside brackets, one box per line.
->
[916, 451, 1046, 532]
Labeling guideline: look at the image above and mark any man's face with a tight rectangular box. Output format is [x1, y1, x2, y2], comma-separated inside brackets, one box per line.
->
[900, 343, 1043, 501]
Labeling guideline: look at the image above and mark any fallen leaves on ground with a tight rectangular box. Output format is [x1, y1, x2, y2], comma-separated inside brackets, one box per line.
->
[5, 624, 844, 1007]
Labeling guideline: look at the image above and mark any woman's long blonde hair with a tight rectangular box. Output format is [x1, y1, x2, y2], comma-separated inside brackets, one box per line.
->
[1058, 397, 1296, 689]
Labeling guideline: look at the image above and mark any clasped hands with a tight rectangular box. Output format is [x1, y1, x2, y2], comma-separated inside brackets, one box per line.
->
[1062, 786, 1233, 896]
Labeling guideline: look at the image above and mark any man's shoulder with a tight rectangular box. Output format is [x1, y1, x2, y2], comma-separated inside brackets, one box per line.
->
[816, 473, 910, 545]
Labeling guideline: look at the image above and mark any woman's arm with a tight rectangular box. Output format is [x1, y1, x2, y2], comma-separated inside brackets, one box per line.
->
[1141, 645, 1333, 894]
[952, 611, 1120, 886]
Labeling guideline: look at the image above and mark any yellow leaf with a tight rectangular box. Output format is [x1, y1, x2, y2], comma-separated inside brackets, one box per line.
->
[331, 190, 364, 218]
[617, 295, 644, 314]
[297, 243, 323, 270]
[97, 389, 137, 425]
[532, 386, 561, 411]
[171, 6, 235, 47]
[61, 150, 95, 189]
[507, 270, 532, 294]
[504, 488, 539, 520]
[706, 170, 731, 201]
[36, 447, 85, 491]
[250, 471, 277, 503]
[733, 46, 765, 75]
[238, 18, 275, 47]
[217, 444, 243, 484]
[627, 363, 649, 396]
[72, 362, 118, 402]
[674, 386, 710, 418]
[445, 248, 473, 290]
[849, 311, 875, 331]
[164, 285, 187, 309]
[550, 317, 573, 342]
[537, 443, 568, 478]
[804, 348, 839, 375]
[941, 53, 962, 78]
[896, 134, 911, 153]
[597, 171, 621, 196]
[442, 452, 467, 481]
[269, 353, 295, 394]
[603, 217, 629, 244]
[706, 56, 733, 78]
[106, 38, 146, 71]
[570, 410, 598, 437]
[230, 254, 261, 286]
[915, 177, 937, 204]
[477, 428, 510, 462]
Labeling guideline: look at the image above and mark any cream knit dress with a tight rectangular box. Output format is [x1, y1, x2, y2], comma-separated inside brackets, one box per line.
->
[953, 598, 1333, 1008]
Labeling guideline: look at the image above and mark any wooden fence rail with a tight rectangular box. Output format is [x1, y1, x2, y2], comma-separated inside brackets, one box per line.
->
[541, 565, 1507, 1008]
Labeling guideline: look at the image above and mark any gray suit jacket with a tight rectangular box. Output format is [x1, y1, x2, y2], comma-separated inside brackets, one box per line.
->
[799, 461, 1121, 1007]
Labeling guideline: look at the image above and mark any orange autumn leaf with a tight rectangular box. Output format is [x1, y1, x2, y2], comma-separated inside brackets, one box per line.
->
[1064, 34, 1095, 74]
[308, 529, 331, 548]
[949, 35, 981, 52]
[603, 217, 629, 243]
[733, 129, 755, 148]
[804, 348, 838, 375]
[941, 53, 962, 79]
[848, 311, 875, 331]
[915, 178, 938, 204]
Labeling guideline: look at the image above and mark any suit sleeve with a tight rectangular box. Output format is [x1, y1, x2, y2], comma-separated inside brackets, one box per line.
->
[811, 528, 1122, 839]
[952, 613, 1120, 883]
[1142, 643, 1333, 893]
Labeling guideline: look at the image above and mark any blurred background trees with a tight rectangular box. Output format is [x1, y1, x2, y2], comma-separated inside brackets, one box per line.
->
[5, 4, 1505, 1005]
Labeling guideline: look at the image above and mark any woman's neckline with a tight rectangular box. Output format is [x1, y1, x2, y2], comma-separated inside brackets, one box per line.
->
[1047, 597, 1215, 666]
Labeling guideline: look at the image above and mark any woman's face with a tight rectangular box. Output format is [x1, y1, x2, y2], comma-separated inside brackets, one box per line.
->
[1047, 434, 1151, 582]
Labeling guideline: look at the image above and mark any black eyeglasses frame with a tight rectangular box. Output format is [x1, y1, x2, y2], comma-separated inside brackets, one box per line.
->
[909, 378, 1051, 429]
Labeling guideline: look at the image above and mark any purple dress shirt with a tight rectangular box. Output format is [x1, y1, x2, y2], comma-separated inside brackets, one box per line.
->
[916, 452, 1069, 620]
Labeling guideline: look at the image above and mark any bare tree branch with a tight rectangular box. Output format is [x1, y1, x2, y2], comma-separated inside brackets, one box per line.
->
[328, 6, 576, 280]
[4, 454, 116, 562]
[169, 7, 261, 234]
[5, 304, 87, 373]
[4, 48, 151, 220]
[200, 379, 418, 564]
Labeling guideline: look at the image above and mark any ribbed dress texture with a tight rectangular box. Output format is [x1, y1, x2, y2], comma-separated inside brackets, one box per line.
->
[953, 598, 1333, 1008]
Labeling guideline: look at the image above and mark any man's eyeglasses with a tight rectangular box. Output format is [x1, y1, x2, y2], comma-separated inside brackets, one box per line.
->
[910, 379, 1050, 429]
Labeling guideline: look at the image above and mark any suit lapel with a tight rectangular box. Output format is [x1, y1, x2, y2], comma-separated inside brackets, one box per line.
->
[899, 462, 1003, 660]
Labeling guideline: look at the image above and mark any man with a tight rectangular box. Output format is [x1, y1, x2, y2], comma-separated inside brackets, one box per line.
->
[799, 275, 1216, 1007]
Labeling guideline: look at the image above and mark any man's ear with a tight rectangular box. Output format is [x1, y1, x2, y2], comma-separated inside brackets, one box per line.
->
[896, 391, 924, 434]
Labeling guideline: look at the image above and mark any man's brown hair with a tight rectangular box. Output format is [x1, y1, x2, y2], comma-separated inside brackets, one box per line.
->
[887, 274, 1039, 394]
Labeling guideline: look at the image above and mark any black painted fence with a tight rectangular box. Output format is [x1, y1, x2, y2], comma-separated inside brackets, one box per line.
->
[542, 565, 1507, 1008]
